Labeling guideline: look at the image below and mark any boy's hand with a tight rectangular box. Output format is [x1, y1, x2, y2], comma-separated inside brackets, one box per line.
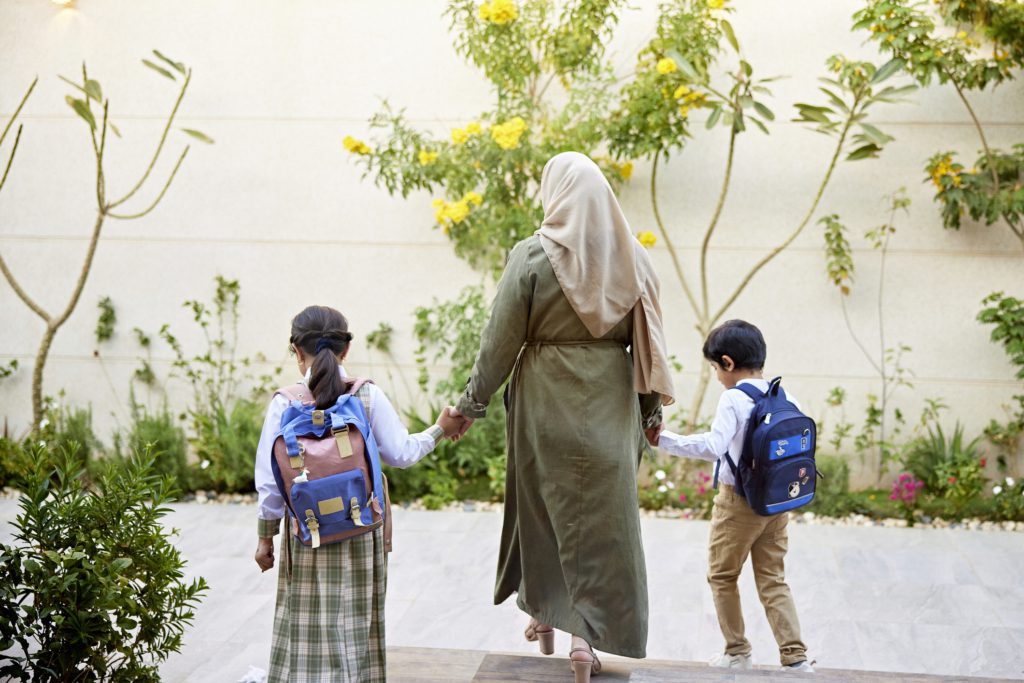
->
[644, 423, 665, 447]
[254, 537, 275, 572]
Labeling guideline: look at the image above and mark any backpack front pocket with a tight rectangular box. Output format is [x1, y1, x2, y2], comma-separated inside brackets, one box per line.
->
[291, 469, 372, 547]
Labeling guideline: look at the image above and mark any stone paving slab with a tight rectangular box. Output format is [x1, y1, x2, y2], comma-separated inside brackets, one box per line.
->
[1, 500, 1023, 681]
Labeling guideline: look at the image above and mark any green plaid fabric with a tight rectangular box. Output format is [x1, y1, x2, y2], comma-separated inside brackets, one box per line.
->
[259, 517, 281, 538]
[268, 526, 387, 682]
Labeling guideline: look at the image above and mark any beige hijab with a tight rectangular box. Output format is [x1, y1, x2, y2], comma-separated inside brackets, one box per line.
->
[536, 152, 675, 405]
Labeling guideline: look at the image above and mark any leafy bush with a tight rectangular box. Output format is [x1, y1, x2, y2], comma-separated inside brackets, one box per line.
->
[383, 286, 508, 507]
[902, 423, 983, 496]
[989, 476, 1024, 522]
[808, 454, 862, 518]
[159, 276, 279, 492]
[112, 397, 189, 493]
[38, 400, 105, 478]
[0, 448, 207, 681]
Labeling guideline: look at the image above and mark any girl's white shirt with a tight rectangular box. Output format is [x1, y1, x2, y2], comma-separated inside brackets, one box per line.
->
[255, 365, 436, 522]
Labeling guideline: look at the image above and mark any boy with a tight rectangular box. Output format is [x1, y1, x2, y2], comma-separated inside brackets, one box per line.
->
[650, 319, 814, 673]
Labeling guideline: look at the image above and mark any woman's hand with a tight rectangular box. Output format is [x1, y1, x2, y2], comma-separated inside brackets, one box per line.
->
[255, 537, 275, 572]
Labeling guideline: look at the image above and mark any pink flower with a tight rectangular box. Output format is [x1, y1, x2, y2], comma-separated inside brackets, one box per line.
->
[980, 458, 987, 468]
[890, 492, 899, 501]
[948, 476, 957, 484]
[679, 493, 688, 503]
[697, 485, 706, 495]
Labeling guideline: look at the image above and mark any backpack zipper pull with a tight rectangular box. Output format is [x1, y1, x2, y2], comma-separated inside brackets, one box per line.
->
[765, 412, 772, 424]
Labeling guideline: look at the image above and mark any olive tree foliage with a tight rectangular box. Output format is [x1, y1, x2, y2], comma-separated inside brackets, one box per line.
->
[0, 52, 213, 432]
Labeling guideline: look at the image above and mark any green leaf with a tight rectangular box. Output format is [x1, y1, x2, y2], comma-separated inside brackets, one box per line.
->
[753, 101, 775, 121]
[152, 49, 186, 75]
[109, 121, 122, 138]
[871, 57, 906, 84]
[795, 106, 831, 124]
[739, 95, 754, 109]
[111, 557, 133, 571]
[847, 143, 882, 161]
[142, 59, 176, 81]
[721, 19, 739, 52]
[750, 117, 769, 135]
[740, 60, 752, 77]
[859, 122, 892, 147]
[84, 79, 102, 102]
[58, 75, 87, 96]
[706, 106, 722, 129]
[818, 87, 849, 112]
[117, 616, 138, 631]
[181, 128, 215, 144]
[65, 95, 96, 131]
[675, 55, 700, 81]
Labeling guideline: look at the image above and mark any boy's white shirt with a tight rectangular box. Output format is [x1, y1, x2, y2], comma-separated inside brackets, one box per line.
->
[255, 365, 436, 522]
[658, 378, 800, 486]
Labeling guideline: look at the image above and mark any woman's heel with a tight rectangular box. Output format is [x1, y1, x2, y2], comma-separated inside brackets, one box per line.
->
[571, 659, 593, 683]
[537, 628, 555, 655]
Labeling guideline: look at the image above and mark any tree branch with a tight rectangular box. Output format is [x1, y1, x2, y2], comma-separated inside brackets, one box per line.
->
[0, 125, 23, 195]
[0, 77, 37, 149]
[107, 146, 189, 220]
[0, 250, 51, 322]
[709, 104, 856, 327]
[700, 125, 737, 320]
[108, 70, 191, 209]
[650, 149, 702, 323]
[52, 210, 105, 329]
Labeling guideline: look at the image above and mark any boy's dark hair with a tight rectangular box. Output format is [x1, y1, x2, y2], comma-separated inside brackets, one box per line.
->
[702, 319, 766, 370]
[290, 305, 354, 409]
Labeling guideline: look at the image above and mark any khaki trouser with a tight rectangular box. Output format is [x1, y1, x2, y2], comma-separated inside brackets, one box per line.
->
[707, 485, 807, 666]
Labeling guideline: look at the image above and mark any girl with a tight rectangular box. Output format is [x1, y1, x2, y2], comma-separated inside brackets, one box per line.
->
[253, 305, 462, 682]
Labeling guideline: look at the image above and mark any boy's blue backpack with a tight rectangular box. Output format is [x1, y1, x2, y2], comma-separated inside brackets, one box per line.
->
[722, 377, 818, 516]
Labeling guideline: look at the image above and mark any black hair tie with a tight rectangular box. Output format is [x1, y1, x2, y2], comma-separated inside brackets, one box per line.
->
[314, 338, 333, 354]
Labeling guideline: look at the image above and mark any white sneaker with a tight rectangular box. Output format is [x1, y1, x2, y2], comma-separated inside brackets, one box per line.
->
[780, 660, 815, 673]
[709, 653, 753, 669]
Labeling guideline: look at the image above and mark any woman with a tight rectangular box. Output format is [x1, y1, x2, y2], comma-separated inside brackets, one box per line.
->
[452, 152, 675, 682]
[253, 305, 462, 682]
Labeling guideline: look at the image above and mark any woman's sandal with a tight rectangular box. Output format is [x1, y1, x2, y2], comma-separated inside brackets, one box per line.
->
[523, 618, 555, 655]
[569, 645, 602, 683]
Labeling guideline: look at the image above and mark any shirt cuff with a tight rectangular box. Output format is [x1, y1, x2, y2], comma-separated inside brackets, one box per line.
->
[258, 517, 282, 538]
[425, 424, 445, 445]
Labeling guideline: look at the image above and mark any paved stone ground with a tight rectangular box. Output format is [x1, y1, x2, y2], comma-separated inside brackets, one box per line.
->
[1, 500, 1022, 681]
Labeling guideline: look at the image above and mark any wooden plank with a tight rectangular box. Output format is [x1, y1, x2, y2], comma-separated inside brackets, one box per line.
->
[388, 646, 486, 683]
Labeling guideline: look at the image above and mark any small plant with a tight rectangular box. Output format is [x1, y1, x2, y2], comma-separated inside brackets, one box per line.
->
[112, 393, 189, 493]
[0, 447, 208, 681]
[903, 422, 984, 506]
[94, 296, 117, 343]
[0, 359, 17, 381]
[37, 397, 105, 477]
[889, 472, 925, 525]
[158, 276, 279, 493]
[990, 476, 1024, 522]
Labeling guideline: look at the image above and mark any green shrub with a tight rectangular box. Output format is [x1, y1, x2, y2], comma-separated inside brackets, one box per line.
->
[188, 397, 265, 493]
[0, 447, 207, 681]
[112, 398, 189, 493]
[989, 476, 1024, 522]
[38, 400, 105, 479]
[902, 422, 983, 495]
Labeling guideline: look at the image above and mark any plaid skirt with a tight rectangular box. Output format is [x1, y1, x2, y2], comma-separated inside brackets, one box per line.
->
[269, 526, 387, 683]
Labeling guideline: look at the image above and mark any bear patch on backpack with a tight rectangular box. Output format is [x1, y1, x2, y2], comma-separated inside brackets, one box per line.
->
[722, 377, 819, 516]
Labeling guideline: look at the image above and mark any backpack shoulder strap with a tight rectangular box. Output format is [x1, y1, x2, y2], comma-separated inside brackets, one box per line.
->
[730, 382, 764, 402]
[345, 378, 374, 423]
[275, 383, 311, 403]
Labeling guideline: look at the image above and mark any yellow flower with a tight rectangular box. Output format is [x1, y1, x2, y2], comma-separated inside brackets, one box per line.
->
[679, 105, 691, 119]
[673, 84, 691, 100]
[451, 127, 469, 145]
[479, 0, 517, 25]
[957, 30, 968, 40]
[434, 195, 477, 226]
[466, 121, 483, 135]
[464, 191, 483, 206]
[418, 150, 439, 166]
[636, 230, 657, 248]
[707, 0, 725, 8]
[491, 116, 528, 150]
[656, 57, 678, 75]
[619, 161, 633, 180]
[343, 135, 371, 155]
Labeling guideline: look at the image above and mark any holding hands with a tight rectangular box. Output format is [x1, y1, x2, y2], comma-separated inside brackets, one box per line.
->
[436, 406, 474, 441]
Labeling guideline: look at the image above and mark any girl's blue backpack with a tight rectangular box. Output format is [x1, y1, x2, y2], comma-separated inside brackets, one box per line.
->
[722, 377, 819, 516]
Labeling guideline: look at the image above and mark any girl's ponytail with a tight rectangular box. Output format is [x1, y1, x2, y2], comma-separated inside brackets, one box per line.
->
[289, 306, 353, 409]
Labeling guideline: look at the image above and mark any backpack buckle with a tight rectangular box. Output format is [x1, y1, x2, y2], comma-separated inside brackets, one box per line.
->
[349, 497, 365, 526]
[304, 508, 321, 548]
[332, 424, 353, 458]
[311, 410, 325, 427]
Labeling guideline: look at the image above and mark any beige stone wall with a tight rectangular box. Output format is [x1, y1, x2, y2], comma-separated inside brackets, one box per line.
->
[2, 0, 1022, 484]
